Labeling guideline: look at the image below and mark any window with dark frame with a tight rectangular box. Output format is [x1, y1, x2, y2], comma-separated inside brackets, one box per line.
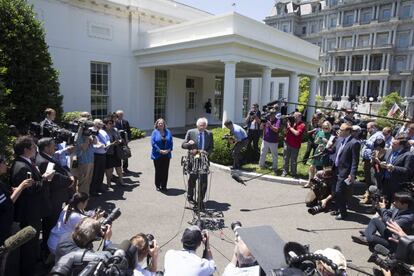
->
[91, 62, 110, 119]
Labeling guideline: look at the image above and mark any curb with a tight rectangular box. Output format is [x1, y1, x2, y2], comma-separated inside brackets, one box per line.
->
[210, 162, 308, 186]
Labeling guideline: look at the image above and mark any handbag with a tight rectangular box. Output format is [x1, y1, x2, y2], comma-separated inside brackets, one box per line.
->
[117, 145, 132, 159]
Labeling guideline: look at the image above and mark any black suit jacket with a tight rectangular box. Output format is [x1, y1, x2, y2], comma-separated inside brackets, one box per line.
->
[181, 128, 214, 155]
[382, 148, 414, 185]
[332, 136, 361, 182]
[10, 156, 51, 222]
[36, 152, 73, 213]
[115, 119, 131, 140]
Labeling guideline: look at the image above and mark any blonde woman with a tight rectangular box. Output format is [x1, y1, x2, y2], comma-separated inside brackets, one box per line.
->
[305, 121, 332, 188]
[151, 118, 173, 191]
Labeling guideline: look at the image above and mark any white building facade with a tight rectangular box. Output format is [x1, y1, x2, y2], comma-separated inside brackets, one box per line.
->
[31, 0, 320, 130]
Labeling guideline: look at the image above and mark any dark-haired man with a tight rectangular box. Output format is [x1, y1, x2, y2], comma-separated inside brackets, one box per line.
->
[381, 135, 414, 207]
[164, 226, 215, 276]
[36, 137, 75, 253]
[330, 123, 361, 220]
[352, 192, 414, 251]
[40, 108, 58, 137]
[10, 136, 54, 275]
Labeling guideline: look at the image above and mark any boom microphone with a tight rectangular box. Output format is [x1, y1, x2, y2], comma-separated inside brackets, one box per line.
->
[231, 173, 246, 186]
[0, 226, 36, 256]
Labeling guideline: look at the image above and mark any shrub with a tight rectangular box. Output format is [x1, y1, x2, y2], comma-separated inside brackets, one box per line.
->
[298, 76, 310, 113]
[209, 128, 233, 165]
[62, 111, 83, 123]
[131, 127, 146, 140]
[0, 0, 63, 130]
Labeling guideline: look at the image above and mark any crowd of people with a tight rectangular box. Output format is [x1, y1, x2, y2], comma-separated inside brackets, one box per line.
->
[1, 102, 414, 276]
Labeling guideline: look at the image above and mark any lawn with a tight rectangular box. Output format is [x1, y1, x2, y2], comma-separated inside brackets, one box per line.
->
[241, 142, 364, 181]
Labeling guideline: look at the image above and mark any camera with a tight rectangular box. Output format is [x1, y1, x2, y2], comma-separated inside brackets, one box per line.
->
[368, 236, 414, 275]
[222, 134, 233, 140]
[308, 205, 324, 215]
[100, 207, 121, 231]
[146, 234, 155, 249]
[249, 111, 256, 116]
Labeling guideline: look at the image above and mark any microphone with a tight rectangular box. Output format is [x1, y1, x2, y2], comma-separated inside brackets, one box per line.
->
[0, 226, 36, 256]
[374, 244, 390, 256]
[231, 173, 246, 186]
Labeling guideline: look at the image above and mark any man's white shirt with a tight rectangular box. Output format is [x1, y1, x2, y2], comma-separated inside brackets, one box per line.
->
[164, 249, 216, 276]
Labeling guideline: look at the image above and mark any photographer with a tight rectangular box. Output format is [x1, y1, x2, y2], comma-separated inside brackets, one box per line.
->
[222, 238, 259, 275]
[361, 122, 384, 189]
[258, 109, 280, 174]
[54, 217, 112, 262]
[282, 112, 305, 178]
[0, 154, 33, 276]
[103, 117, 125, 188]
[40, 108, 58, 137]
[73, 118, 96, 195]
[47, 192, 101, 255]
[164, 225, 215, 276]
[36, 137, 75, 254]
[130, 233, 159, 276]
[381, 135, 414, 208]
[224, 120, 248, 170]
[314, 248, 347, 276]
[352, 192, 414, 251]
[245, 104, 261, 162]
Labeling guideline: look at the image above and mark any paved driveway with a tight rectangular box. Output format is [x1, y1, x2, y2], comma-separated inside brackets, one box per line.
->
[89, 136, 374, 275]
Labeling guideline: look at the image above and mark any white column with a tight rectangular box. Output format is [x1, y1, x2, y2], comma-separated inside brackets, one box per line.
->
[391, 2, 396, 17]
[261, 67, 272, 105]
[362, 54, 367, 71]
[360, 80, 365, 96]
[345, 56, 349, 71]
[383, 80, 388, 96]
[392, 29, 397, 45]
[288, 72, 299, 114]
[346, 80, 351, 96]
[348, 55, 353, 71]
[222, 61, 237, 126]
[405, 79, 412, 98]
[379, 80, 383, 97]
[364, 80, 369, 97]
[395, 0, 401, 18]
[381, 54, 386, 70]
[366, 54, 371, 71]
[307, 76, 318, 122]
[386, 54, 391, 70]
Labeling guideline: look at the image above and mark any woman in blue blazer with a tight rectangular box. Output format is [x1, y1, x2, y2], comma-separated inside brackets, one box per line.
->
[151, 118, 173, 191]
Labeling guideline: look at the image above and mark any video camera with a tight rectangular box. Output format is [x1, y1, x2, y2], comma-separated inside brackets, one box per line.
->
[261, 100, 283, 124]
[368, 236, 414, 275]
[29, 122, 76, 145]
[49, 240, 137, 276]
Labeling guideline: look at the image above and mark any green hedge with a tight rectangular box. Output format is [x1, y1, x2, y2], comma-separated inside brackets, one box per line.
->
[131, 127, 146, 140]
[209, 128, 233, 165]
[62, 111, 83, 123]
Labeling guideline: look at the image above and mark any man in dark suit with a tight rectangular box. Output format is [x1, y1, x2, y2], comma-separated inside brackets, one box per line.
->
[352, 192, 414, 251]
[182, 117, 214, 206]
[381, 135, 414, 207]
[10, 136, 54, 276]
[115, 110, 132, 173]
[330, 123, 361, 220]
[36, 137, 75, 253]
[39, 108, 58, 137]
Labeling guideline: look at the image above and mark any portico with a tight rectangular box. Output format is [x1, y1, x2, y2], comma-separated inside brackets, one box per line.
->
[134, 12, 321, 126]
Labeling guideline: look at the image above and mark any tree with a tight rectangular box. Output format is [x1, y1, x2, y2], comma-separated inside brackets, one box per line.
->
[376, 92, 403, 129]
[297, 76, 310, 113]
[0, 0, 62, 130]
[0, 66, 13, 159]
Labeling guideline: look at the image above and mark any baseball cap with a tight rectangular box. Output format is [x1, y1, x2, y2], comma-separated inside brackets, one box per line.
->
[181, 225, 202, 249]
[314, 248, 347, 273]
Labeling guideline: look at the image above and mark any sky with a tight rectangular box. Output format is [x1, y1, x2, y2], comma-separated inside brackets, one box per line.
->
[175, 0, 276, 22]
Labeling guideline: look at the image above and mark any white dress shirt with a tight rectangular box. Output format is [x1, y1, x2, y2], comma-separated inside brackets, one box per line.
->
[133, 263, 155, 276]
[222, 263, 260, 276]
[164, 249, 216, 276]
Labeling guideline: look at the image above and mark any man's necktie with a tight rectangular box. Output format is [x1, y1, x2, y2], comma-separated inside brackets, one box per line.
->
[198, 132, 203, 150]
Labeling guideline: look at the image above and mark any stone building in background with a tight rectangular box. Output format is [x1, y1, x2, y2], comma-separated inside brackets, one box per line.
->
[265, 0, 414, 117]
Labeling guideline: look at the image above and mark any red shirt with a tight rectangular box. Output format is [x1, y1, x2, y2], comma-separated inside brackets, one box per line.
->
[285, 121, 305, 149]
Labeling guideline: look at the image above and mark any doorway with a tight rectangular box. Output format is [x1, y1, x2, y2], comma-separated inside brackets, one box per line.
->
[186, 78, 198, 125]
